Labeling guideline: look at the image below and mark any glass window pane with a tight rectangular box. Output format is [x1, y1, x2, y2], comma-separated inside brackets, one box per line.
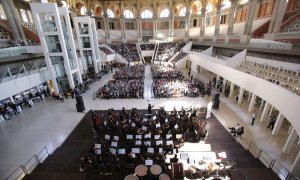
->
[20, 9, 29, 23]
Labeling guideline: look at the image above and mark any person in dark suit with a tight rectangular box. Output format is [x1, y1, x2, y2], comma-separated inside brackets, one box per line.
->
[170, 154, 179, 163]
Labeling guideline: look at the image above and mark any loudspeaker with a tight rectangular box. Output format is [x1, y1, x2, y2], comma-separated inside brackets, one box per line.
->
[76, 96, 84, 104]
[76, 103, 85, 112]
[212, 100, 220, 109]
[212, 92, 220, 101]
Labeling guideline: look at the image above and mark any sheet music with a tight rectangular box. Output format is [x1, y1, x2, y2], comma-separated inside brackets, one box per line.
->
[144, 133, 151, 138]
[113, 136, 119, 141]
[176, 134, 182, 139]
[156, 140, 163, 145]
[136, 135, 142, 139]
[144, 141, 151, 146]
[142, 126, 147, 130]
[127, 134, 133, 139]
[159, 148, 163, 153]
[156, 123, 161, 128]
[166, 140, 173, 145]
[145, 159, 153, 166]
[95, 143, 101, 149]
[147, 148, 154, 153]
[95, 149, 101, 154]
[166, 134, 172, 139]
[111, 142, 118, 147]
[105, 134, 110, 140]
[155, 135, 160, 139]
[118, 149, 126, 154]
[110, 148, 116, 154]
[132, 148, 140, 153]
[135, 140, 142, 145]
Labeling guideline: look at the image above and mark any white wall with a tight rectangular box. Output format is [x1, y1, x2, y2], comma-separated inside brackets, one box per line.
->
[157, 30, 169, 38]
[141, 50, 154, 57]
[125, 30, 138, 39]
[205, 26, 215, 36]
[189, 27, 200, 37]
[0, 70, 50, 100]
[97, 30, 106, 40]
[174, 29, 185, 37]
[232, 18, 271, 35]
[225, 49, 247, 68]
[175, 54, 190, 68]
[25, 45, 43, 53]
[110, 30, 122, 39]
[190, 53, 300, 136]
[219, 24, 228, 36]
[202, 46, 213, 56]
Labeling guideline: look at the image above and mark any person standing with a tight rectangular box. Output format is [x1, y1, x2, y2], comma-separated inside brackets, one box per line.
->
[267, 116, 276, 130]
[59, 93, 64, 102]
[148, 103, 154, 115]
[251, 112, 257, 126]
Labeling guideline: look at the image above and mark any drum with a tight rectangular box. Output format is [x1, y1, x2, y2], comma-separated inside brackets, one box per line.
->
[135, 164, 148, 177]
[150, 164, 162, 175]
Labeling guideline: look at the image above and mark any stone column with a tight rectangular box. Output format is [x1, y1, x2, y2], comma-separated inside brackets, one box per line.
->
[260, 102, 270, 122]
[7, 0, 26, 42]
[222, 79, 227, 93]
[229, 82, 235, 97]
[103, 13, 110, 39]
[272, 113, 284, 135]
[153, 15, 157, 39]
[237, 88, 244, 104]
[267, 0, 280, 33]
[282, 127, 298, 154]
[272, 0, 288, 33]
[227, 0, 238, 35]
[214, 1, 221, 36]
[200, 7, 206, 37]
[241, 0, 258, 44]
[0, 0, 21, 40]
[136, 16, 141, 38]
[120, 15, 126, 40]
[169, 15, 174, 37]
[248, 94, 256, 112]
[185, 13, 190, 38]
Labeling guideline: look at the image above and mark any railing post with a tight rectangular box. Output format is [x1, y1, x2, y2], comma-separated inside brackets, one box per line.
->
[257, 149, 262, 158]
[269, 159, 275, 168]
[34, 155, 40, 164]
[21, 165, 28, 175]
[44, 146, 49, 155]
[248, 142, 252, 149]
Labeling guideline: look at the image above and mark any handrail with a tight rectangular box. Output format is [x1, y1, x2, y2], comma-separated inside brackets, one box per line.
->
[6, 146, 49, 180]
[247, 141, 292, 180]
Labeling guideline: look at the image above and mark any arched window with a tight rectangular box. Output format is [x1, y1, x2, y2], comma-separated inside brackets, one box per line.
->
[160, 8, 170, 18]
[179, 7, 186, 16]
[124, 9, 134, 18]
[221, 0, 231, 9]
[107, 9, 114, 18]
[80, 6, 86, 15]
[20, 9, 29, 23]
[240, 0, 249, 4]
[206, 4, 213, 12]
[141, 9, 153, 19]
[0, 4, 7, 19]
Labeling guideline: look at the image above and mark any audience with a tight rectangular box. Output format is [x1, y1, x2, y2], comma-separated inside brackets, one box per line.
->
[99, 46, 113, 55]
[140, 43, 156, 50]
[172, 52, 188, 63]
[108, 43, 141, 62]
[155, 42, 186, 62]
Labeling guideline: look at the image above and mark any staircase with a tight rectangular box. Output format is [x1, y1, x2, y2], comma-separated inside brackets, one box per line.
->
[152, 43, 158, 62]
[280, 11, 300, 33]
[136, 43, 145, 64]
[0, 19, 40, 44]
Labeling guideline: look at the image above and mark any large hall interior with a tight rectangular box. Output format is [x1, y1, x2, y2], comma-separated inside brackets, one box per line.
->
[0, 0, 300, 180]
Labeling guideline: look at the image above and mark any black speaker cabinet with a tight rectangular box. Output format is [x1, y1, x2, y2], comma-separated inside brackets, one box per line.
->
[212, 100, 220, 109]
[76, 103, 85, 112]
[76, 96, 84, 104]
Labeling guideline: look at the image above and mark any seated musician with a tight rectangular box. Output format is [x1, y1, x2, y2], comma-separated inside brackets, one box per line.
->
[170, 154, 179, 163]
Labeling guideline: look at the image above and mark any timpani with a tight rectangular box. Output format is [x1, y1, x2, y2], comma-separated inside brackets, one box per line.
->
[124, 174, 138, 180]
[159, 173, 170, 180]
[150, 164, 162, 175]
[135, 164, 148, 177]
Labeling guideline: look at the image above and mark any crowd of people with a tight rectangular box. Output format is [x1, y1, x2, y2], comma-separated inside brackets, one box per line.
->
[151, 65, 206, 98]
[81, 106, 207, 176]
[108, 43, 141, 62]
[155, 42, 186, 62]
[97, 65, 145, 99]
[113, 65, 145, 80]
[172, 52, 188, 63]
[99, 46, 113, 55]
[140, 43, 156, 50]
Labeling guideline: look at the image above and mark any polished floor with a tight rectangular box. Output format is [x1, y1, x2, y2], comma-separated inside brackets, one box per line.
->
[0, 65, 298, 180]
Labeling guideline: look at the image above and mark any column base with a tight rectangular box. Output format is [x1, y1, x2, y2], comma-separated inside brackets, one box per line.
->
[225, 36, 230, 43]
[212, 36, 218, 43]
[106, 39, 112, 43]
[122, 38, 127, 43]
[199, 36, 204, 42]
[240, 35, 251, 45]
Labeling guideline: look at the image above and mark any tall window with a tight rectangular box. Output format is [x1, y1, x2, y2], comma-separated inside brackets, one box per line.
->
[179, 7, 186, 16]
[160, 8, 170, 18]
[124, 9, 134, 18]
[80, 6, 86, 15]
[141, 9, 153, 19]
[20, 9, 29, 23]
[27, 10, 33, 23]
[221, 0, 231, 9]
[0, 4, 6, 19]
[107, 9, 114, 18]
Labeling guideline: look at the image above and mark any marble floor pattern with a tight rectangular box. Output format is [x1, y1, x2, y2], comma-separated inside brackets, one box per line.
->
[0, 65, 298, 180]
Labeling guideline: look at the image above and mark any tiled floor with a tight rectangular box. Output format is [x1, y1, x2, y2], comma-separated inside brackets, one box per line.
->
[0, 65, 298, 180]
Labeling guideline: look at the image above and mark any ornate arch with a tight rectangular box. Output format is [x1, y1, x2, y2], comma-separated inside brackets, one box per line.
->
[190, 0, 202, 14]
[157, 4, 171, 17]
[139, 6, 154, 16]
[124, 5, 136, 17]
[174, 3, 186, 16]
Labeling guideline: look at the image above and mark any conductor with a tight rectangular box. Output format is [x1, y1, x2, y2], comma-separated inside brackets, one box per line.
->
[148, 104, 154, 118]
